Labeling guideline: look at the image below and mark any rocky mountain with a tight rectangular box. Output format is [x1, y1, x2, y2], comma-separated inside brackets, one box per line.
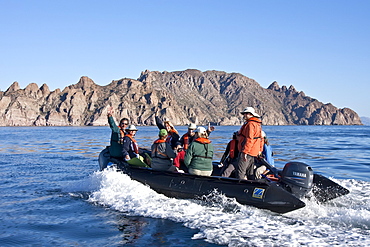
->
[0, 69, 362, 126]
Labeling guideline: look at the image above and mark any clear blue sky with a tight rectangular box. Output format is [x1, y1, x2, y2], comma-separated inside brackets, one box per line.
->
[1, 0, 369, 117]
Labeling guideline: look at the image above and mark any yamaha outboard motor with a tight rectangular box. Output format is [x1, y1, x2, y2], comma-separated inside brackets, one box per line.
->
[280, 162, 314, 198]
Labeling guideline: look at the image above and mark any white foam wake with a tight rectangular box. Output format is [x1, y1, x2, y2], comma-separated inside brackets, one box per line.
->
[87, 168, 370, 246]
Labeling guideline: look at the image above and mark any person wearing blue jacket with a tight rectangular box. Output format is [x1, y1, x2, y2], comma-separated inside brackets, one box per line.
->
[255, 131, 275, 179]
[261, 131, 274, 167]
[122, 125, 140, 161]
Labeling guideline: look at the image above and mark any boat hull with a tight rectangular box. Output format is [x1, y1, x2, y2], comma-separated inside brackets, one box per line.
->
[119, 164, 306, 214]
[98, 148, 349, 214]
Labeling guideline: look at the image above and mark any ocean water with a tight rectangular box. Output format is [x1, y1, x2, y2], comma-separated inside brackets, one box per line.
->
[0, 125, 369, 247]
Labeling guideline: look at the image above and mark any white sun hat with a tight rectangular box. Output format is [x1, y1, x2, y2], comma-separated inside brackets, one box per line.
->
[125, 125, 138, 131]
[240, 107, 260, 117]
[188, 123, 197, 130]
[195, 126, 207, 134]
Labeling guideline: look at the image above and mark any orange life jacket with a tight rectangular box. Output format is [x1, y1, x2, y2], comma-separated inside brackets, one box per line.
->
[153, 139, 169, 158]
[237, 117, 263, 156]
[183, 133, 190, 150]
[165, 129, 177, 143]
[126, 134, 139, 154]
[119, 127, 125, 144]
[154, 139, 166, 144]
[195, 137, 211, 144]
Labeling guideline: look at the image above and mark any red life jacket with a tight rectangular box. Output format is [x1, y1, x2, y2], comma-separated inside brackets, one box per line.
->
[165, 129, 179, 143]
[126, 134, 139, 154]
[165, 130, 174, 143]
[229, 139, 237, 159]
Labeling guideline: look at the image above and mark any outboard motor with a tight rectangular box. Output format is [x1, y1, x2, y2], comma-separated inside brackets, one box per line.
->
[280, 162, 314, 198]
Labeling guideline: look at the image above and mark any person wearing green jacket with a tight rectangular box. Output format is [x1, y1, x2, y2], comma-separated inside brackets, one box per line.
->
[107, 107, 129, 159]
[184, 127, 214, 176]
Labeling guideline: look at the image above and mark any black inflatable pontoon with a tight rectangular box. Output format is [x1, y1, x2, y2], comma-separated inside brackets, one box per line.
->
[98, 148, 349, 214]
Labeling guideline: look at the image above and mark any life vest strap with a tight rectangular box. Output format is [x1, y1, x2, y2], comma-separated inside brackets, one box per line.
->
[153, 143, 170, 159]
[193, 155, 213, 159]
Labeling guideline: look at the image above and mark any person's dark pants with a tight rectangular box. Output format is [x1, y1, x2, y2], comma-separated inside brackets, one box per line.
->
[236, 153, 255, 180]
[221, 159, 238, 177]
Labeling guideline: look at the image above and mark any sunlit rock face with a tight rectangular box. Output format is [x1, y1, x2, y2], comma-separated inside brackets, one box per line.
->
[0, 70, 362, 126]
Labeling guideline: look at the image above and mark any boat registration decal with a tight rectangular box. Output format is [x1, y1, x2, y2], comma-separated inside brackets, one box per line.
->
[252, 188, 265, 199]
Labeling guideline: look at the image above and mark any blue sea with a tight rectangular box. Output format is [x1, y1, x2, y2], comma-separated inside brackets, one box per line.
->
[0, 125, 369, 246]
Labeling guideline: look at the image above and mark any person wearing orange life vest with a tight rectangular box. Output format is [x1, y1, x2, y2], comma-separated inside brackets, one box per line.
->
[122, 125, 140, 161]
[151, 129, 177, 171]
[184, 127, 214, 176]
[236, 107, 264, 180]
[155, 116, 180, 149]
[179, 123, 197, 150]
[107, 106, 129, 159]
[179, 123, 215, 151]
[220, 131, 239, 177]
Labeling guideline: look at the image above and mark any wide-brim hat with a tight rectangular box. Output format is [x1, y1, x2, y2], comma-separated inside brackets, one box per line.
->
[240, 107, 260, 117]
[188, 123, 197, 130]
[126, 125, 138, 131]
[195, 126, 207, 134]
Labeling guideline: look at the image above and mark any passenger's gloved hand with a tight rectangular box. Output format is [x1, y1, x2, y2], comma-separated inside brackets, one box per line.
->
[136, 154, 140, 159]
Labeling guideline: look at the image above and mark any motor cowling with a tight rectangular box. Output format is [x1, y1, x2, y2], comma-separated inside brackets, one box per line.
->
[280, 162, 314, 198]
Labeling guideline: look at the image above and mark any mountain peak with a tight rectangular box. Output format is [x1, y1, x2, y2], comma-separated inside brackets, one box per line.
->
[268, 81, 280, 91]
[71, 76, 97, 90]
[5, 81, 20, 94]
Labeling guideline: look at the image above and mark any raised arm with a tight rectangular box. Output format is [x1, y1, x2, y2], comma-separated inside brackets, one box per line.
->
[155, 116, 165, 130]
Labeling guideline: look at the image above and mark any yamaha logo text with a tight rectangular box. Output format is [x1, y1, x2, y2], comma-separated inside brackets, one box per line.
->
[293, 171, 307, 177]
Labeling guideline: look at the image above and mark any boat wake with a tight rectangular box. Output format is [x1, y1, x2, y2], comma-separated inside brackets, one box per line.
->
[87, 167, 370, 246]
[196, 190, 242, 214]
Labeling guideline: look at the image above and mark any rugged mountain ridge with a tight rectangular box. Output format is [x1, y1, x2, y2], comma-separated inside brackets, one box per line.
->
[0, 69, 362, 126]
